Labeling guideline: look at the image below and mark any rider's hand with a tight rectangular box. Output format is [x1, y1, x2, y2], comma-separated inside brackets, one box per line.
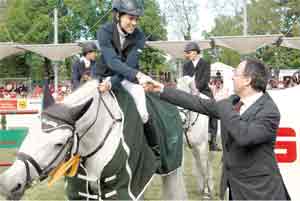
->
[98, 79, 111, 93]
[136, 72, 153, 85]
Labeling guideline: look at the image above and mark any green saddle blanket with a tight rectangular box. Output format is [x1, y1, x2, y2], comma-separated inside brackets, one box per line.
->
[65, 87, 183, 200]
[114, 87, 183, 174]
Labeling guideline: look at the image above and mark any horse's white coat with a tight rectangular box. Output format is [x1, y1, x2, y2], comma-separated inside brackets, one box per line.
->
[177, 76, 214, 197]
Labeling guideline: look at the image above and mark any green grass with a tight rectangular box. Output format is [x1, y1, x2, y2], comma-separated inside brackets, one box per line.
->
[0, 146, 222, 200]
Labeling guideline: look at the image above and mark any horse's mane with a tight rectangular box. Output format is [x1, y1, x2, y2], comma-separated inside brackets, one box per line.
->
[63, 80, 99, 107]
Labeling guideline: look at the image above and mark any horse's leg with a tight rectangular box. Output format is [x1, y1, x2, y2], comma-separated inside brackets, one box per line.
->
[191, 137, 214, 199]
[161, 167, 188, 200]
[202, 140, 215, 198]
[190, 145, 205, 193]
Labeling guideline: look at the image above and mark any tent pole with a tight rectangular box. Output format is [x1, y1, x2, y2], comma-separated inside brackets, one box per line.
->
[53, 7, 58, 93]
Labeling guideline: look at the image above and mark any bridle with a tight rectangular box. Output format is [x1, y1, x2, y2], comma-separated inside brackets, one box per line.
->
[16, 92, 122, 189]
[179, 108, 199, 148]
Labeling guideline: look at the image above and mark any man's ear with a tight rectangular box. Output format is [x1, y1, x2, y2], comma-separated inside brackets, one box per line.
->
[116, 13, 120, 21]
[245, 76, 252, 87]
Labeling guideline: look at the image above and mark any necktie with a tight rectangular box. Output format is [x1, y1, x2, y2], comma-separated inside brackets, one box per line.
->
[234, 101, 244, 112]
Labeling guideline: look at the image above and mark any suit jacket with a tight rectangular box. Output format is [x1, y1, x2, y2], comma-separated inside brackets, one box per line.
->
[182, 59, 213, 98]
[160, 87, 290, 200]
[96, 22, 145, 87]
[71, 59, 96, 90]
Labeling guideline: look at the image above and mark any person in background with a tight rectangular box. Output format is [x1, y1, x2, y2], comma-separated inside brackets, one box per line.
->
[71, 42, 98, 90]
[182, 42, 221, 151]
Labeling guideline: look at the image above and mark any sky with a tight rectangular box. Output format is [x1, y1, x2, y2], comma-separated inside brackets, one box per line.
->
[158, 0, 244, 41]
[167, 1, 216, 41]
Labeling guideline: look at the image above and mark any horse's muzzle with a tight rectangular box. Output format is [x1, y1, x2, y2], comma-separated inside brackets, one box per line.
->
[0, 172, 26, 201]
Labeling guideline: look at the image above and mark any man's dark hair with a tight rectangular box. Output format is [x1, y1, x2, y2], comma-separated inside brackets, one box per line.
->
[243, 59, 269, 92]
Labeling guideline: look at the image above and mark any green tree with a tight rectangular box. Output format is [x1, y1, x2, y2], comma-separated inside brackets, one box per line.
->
[139, 0, 168, 72]
[0, 0, 167, 80]
[206, 0, 300, 69]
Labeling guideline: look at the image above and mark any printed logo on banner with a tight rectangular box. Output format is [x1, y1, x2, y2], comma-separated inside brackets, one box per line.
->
[275, 127, 297, 163]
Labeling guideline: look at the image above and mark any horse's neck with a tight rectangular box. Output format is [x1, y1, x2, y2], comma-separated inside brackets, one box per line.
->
[76, 91, 123, 179]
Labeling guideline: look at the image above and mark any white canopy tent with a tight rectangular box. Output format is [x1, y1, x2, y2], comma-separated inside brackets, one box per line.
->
[212, 35, 282, 54]
[211, 62, 235, 95]
[281, 37, 300, 50]
[17, 43, 81, 61]
[148, 40, 211, 59]
[1, 36, 300, 61]
[0, 43, 25, 60]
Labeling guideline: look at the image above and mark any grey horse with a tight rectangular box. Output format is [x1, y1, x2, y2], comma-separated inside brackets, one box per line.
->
[0, 80, 186, 200]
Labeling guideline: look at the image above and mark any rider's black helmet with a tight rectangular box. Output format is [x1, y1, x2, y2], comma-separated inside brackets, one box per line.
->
[112, 0, 144, 16]
[82, 42, 98, 55]
[184, 42, 201, 54]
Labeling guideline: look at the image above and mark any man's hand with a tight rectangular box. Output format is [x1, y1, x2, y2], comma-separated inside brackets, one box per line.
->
[143, 81, 164, 93]
[98, 79, 111, 93]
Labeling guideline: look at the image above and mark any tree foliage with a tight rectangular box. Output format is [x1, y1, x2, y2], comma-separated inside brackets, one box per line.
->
[0, 0, 167, 80]
[160, 0, 200, 40]
[206, 0, 300, 69]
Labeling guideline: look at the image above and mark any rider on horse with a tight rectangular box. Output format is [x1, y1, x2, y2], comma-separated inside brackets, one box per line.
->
[96, 0, 153, 124]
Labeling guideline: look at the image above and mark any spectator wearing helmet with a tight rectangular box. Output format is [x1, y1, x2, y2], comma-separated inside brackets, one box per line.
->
[182, 42, 221, 151]
[96, 0, 152, 124]
[71, 42, 98, 90]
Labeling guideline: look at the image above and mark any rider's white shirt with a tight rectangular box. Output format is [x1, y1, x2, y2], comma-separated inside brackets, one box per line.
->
[240, 92, 263, 115]
[192, 57, 200, 68]
[80, 57, 91, 68]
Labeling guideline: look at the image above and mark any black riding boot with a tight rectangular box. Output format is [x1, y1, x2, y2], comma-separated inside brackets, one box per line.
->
[209, 133, 222, 151]
[209, 117, 222, 151]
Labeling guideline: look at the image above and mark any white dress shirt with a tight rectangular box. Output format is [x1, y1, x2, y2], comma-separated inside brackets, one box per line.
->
[240, 92, 263, 115]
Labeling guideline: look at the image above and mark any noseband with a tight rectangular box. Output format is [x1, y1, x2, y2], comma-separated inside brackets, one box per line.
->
[179, 108, 200, 149]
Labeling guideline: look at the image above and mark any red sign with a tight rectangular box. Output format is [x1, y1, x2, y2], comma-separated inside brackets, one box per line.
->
[0, 99, 17, 111]
[275, 127, 297, 163]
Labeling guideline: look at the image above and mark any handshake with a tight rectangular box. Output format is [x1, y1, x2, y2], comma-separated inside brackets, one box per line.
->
[136, 72, 164, 92]
[98, 71, 164, 93]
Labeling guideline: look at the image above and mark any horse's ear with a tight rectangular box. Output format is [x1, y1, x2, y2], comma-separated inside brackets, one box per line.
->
[70, 98, 94, 121]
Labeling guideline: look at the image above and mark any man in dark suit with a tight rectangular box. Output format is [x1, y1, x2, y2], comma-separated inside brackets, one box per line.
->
[182, 42, 221, 151]
[71, 42, 98, 90]
[144, 59, 290, 200]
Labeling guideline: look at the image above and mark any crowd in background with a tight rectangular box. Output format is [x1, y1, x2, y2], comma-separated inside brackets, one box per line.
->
[0, 81, 72, 99]
[0, 82, 28, 98]
[0, 71, 300, 100]
[268, 75, 300, 89]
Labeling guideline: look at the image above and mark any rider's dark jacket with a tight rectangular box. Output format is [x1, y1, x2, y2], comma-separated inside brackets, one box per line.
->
[96, 22, 145, 87]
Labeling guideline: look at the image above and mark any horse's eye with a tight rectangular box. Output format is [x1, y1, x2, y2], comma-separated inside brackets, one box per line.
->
[54, 143, 64, 148]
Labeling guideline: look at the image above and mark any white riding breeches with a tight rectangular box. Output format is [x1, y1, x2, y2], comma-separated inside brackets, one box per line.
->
[121, 80, 149, 123]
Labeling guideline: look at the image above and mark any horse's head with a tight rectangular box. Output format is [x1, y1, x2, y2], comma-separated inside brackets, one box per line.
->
[177, 76, 194, 93]
[176, 76, 210, 134]
[0, 82, 97, 200]
[176, 76, 195, 126]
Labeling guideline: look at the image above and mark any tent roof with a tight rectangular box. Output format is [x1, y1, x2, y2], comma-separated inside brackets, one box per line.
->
[147, 40, 211, 58]
[211, 35, 282, 54]
[0, 43, 25, 60]
[211, 62, 234, 71]
[0, 35, 300, 60]
[17, 43, 81, 61]
[281, 37, 300, 50]
[211, 62, 234, 78]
